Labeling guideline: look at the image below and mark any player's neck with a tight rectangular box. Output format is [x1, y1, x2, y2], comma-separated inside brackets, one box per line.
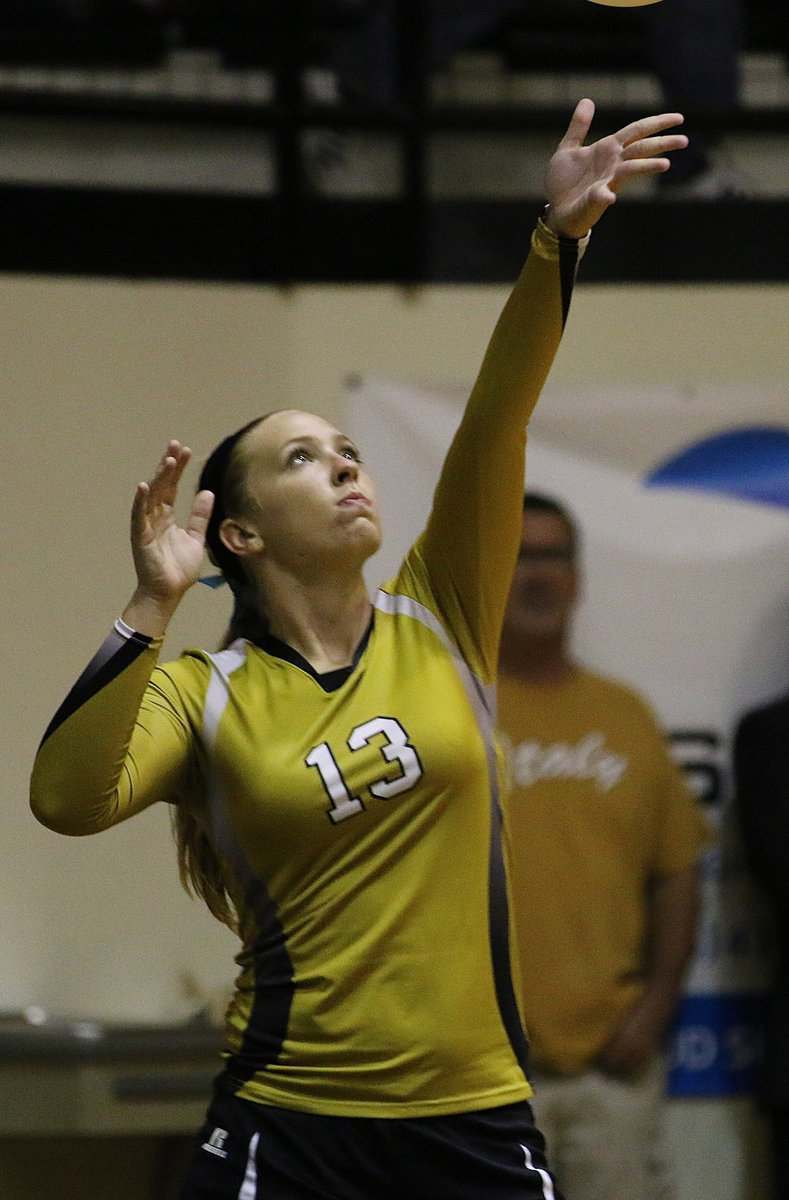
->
[264, 572, 372, 673]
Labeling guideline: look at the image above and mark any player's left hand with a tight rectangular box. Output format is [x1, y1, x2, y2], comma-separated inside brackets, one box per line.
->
[544, 99, 687, 239]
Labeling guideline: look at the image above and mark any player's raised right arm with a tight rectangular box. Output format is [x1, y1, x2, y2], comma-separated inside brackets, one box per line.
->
[30, 444, 207, 834]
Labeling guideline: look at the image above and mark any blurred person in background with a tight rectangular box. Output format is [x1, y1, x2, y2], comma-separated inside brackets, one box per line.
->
[498, 492, 708, 1200]
[734, 695, 789, 1200]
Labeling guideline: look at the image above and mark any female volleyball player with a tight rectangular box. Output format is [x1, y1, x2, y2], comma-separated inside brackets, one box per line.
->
[31, 100, 686, 1200]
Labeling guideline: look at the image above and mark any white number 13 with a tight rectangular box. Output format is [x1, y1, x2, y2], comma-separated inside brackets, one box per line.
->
[306, 717, 423, 825]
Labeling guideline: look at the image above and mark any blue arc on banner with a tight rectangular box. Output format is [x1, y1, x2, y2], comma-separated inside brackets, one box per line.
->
[646, 426, 789, 510]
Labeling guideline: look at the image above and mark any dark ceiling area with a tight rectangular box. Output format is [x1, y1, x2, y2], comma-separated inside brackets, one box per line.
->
[1, 1, 787, 283]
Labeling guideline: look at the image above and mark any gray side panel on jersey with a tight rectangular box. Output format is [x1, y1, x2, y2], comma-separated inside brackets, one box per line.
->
[373, 590, 497, 725]
[203, 648, 247, 873]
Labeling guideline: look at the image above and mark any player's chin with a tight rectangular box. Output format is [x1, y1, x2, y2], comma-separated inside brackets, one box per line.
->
[343, 516, 382, 556]
[361, 521, 383, 556]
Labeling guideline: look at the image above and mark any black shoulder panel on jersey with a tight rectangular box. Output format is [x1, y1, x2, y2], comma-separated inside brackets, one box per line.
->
[219, 872, 295, 1086]
[39, 628, 152, 749]
[488, 801, 531, 1074]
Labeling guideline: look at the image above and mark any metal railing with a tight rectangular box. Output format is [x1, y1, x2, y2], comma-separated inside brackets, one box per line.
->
[0, 4, 788, 282]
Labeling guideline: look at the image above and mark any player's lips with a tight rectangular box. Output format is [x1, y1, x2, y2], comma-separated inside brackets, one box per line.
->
[338, 492, 371, 507]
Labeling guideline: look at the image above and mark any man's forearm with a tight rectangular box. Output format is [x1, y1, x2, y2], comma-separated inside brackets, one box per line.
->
[642, 863, 701, 1025]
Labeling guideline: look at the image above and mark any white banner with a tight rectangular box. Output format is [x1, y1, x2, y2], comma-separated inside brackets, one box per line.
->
[348, 374, 789, 1096]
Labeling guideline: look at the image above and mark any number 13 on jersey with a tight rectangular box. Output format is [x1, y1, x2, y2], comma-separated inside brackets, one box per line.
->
[305, 717, 424, 824]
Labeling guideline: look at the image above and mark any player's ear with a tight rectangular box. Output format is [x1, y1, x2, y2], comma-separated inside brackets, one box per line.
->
[219, 518, 264, 559]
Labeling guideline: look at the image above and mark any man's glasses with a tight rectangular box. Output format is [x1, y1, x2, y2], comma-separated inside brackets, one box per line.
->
[516, 546, 575, 564]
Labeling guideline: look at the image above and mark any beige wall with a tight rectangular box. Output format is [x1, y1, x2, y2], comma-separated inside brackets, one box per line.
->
[5, 267, 788, 1013]
[2, 270, 787, 1196]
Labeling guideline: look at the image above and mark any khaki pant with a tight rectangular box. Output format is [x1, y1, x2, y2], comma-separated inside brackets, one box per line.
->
[528, 1057, 674, 1200]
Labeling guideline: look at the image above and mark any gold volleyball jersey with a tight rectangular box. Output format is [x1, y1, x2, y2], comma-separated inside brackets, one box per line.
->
[498, 667, 709, 1075]
[31, 220, 581, 1117]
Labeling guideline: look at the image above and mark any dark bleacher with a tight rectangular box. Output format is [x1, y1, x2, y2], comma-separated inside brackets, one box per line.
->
[0, 2, 787, 283]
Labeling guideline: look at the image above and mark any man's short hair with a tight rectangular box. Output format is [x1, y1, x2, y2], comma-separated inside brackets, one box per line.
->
[522, 491, 579, 560]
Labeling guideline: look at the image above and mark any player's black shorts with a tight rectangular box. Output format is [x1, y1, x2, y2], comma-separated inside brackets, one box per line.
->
[178, 1086, 562, 1200]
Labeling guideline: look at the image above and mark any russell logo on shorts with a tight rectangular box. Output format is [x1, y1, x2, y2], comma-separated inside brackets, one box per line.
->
[202, 1127, 230, 1159]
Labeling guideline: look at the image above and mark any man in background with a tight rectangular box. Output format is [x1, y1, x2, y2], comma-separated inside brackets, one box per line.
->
[498, 492, 708, 1200]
